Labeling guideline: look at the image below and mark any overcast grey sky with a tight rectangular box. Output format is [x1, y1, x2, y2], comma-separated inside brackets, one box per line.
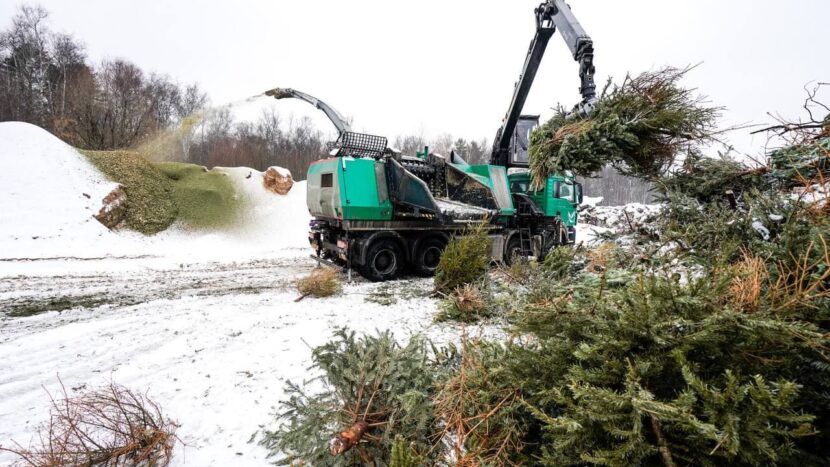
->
[2, 0, 828, 156]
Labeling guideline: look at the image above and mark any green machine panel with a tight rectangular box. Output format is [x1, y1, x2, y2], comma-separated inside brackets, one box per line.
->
[449, 163, 516, 216]
[340, 158, 392, 221]
[307, 158, 392, 221]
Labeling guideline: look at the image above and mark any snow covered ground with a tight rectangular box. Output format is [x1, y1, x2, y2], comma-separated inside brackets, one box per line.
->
[0, 254, 445, 466]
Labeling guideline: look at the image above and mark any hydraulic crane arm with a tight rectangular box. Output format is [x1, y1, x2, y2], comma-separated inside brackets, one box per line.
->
[490, 0, 596, 167]
[544, 0, 596, 108]
[264, 87, 351, 136]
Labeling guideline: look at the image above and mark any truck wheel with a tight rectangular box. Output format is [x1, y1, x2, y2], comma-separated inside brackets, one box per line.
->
[413, 237, 446, 277]
[504, 235, 524, 266]
[361, 239, 404, 282]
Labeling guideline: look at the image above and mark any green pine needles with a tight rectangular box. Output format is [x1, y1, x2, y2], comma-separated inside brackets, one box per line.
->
[434, 223, 491, 295]
[529, 67, 720, 185]
[259, 329, 449, 466]
[389, 436, 423, 467]
[508, 270, 823, 466]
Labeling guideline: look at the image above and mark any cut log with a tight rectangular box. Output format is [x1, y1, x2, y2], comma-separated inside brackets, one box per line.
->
[329, 421, 369, 456]
[263, 166, 294, 195]
[94, 185, 127, 229]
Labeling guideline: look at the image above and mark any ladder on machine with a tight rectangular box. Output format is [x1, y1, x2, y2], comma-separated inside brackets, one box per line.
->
[518, 227, 533, 261]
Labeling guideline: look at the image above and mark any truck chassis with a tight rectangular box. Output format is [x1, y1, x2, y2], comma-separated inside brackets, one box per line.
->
[309, 209, 569, 282]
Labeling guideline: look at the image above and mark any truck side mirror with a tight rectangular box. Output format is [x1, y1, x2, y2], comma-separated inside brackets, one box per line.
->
[576, 182, 584, 204]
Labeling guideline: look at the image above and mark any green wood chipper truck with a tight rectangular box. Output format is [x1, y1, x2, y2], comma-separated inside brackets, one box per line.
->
[265, 0, 595, 281]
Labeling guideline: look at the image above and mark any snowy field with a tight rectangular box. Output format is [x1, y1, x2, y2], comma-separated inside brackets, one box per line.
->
[0, 249, 447, 466]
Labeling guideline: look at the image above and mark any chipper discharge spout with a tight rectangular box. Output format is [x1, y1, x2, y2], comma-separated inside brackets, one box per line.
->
[264, 87, 351, 137]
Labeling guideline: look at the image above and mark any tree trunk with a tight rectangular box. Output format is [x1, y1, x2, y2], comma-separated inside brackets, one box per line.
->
[649, 415, 677, 467]
[329, 421, 369, 456]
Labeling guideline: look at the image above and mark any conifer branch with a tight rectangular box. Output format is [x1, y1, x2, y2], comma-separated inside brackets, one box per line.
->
[649, 415, 677, 467]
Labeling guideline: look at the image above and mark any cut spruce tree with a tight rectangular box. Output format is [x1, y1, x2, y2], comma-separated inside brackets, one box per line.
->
[259, 329, 451, 466]
[528, 67, 720, 186]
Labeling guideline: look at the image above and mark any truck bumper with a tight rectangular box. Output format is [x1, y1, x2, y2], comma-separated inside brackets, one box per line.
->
[309, 225, 349, 262]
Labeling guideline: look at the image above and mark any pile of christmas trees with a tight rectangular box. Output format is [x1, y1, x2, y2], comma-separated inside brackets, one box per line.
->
[258, 76, 830, 466]
[446, 224, 829, 465]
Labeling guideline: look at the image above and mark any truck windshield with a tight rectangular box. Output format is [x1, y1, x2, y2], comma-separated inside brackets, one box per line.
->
[511, 120, 536, 165]
[510, 180, 530, 193]
[559, 182, 574, 201]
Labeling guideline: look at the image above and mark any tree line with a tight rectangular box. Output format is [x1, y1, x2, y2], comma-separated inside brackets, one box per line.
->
[0, 5, 207, 150]
[1, 4, 649, 201]
[0, 5, 490, 179]
[0, 4, 328, 178]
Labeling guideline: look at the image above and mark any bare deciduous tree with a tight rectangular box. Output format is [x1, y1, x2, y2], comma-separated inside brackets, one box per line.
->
[0, 5, 52, 126]
[0, 5, 208, 152]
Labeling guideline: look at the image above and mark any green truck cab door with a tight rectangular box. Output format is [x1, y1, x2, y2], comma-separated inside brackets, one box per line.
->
[552, 180, 579, 226]
[506, 172, 580, 227]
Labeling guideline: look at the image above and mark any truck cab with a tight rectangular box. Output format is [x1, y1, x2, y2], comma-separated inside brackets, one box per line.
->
[499, 115, 582, 244]
[508, 171, 581, 244]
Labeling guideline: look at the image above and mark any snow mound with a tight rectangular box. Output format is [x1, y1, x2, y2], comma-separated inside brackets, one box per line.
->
[581, 196, 604, 207]
[580, 202, 663, 232]
[0, 122, 119, 259]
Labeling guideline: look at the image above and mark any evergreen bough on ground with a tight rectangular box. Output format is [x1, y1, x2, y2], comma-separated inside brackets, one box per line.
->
[259, 329, 450, 466]
[295, 267, 342, 299]
[487, 266, 825, 466]
[388, 436, 423, 467]
[435, 282, 493, 323]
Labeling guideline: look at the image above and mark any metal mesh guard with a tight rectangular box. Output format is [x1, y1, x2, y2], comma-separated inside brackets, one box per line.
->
[333, 131, 387, 158]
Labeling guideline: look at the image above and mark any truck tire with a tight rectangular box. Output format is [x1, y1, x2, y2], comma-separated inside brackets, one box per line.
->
[412, 237, 446, 277]
[361, 238, 404, 282]
[504, 235, 525, 266]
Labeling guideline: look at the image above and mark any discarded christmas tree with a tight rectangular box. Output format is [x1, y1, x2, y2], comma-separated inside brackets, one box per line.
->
[439, 102, 830, 465]
[434, 222, 491, 295]
[259, 329, 449, 466]
[528, 67, 720, 185]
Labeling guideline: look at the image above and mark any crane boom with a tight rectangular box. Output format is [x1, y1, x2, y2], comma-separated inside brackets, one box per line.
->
[264, 87, 351, 136]
[490, 0, 596, 168]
